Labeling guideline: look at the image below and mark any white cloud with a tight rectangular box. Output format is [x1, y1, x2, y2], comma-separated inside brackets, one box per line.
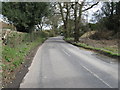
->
[0, 14, 3, 22]
[84, 2, 102, 23]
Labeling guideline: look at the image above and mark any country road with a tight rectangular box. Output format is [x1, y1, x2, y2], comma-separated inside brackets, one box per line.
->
[20, 36, 118, 88]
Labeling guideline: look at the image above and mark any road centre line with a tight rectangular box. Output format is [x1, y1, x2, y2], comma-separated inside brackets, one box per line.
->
[62, 49, 71, 56]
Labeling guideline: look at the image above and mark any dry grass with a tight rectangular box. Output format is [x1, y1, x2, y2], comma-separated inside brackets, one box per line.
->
[0, 21, 16, 30]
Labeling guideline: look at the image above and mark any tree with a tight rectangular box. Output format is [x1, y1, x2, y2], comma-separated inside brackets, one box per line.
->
[36, 17, 46, 31]
[44, 3, 62, 36]
[115, 1, 120, 33]
[58, 2, 71, 38]
[2, 2, 50, 33]
[73, 1, 99, 42]
[45, 15, 61, 36]
[94, 2, 120, 33]
[101, 2, 116, 31]
[58, 1, 99, 42]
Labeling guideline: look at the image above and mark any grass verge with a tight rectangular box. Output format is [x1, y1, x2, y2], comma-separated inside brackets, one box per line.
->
[64, 37, 119, 58]
[2, 31, 47, 87]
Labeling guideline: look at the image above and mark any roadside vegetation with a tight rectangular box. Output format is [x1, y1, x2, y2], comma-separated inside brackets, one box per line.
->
[1, 2, 51, 87]
[65, 36, 119, 58]
[57, 2, 120, 58]
[2, 31, 48, 87]
[1, 1, 120, 88]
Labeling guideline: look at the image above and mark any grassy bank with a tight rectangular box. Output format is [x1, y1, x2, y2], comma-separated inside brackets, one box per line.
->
[65, 37, 119, 58]
[2, 31, 48, 86]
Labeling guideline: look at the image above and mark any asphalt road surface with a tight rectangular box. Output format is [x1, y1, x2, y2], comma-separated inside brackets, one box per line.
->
[20, 36, 118, 88]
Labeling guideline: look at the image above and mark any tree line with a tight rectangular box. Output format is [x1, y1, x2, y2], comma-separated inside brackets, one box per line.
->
[2, 1, 120, 42]
[94, 2, 120, 33]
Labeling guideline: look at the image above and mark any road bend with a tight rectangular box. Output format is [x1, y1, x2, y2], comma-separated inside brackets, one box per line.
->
[20, 36, 118, 88]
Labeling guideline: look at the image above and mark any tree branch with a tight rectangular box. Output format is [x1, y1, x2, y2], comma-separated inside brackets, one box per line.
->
[82, 2, 99, 12]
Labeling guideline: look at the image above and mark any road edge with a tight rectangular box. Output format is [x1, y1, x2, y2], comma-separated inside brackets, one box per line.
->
[64, 40, 119, 60]
[4, 40, 45, 88]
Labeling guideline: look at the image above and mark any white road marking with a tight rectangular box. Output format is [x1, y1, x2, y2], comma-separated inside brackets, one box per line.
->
[81, 64, 112, 88]
[62, 49, 70, 56]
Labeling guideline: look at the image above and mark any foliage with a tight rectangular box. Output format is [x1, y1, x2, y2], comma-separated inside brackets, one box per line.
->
[65, 37, 119, 57]
[88, 23, 99, 30]
[94, 2, 120, 33]
[58, 2, 99, 42]
[2, 31, 47, 85]
[2, 2, 50, 33]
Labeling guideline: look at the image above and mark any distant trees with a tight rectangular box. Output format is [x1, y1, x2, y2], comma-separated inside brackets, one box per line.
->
[94, 2, 120, 33]
[3, 1, 119, 41]
[2, 2, 50, 33]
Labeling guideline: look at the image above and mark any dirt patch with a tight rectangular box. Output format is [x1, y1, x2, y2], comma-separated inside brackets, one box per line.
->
[79, 38, 118, 51]
[79, 30, 119, 51]
[3, 43, 42, 88]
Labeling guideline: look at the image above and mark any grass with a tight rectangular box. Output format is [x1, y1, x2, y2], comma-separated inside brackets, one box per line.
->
[65, 37, 74, 41]
[65, 37, 119, 57]
[2, 37, 46, 71]
[77, 43, 119, 56]
[2, 31, 47, 86]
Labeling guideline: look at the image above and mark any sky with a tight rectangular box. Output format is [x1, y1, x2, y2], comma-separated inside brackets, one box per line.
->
[86, 2, 102, 23]
[0, 14, 3, 22]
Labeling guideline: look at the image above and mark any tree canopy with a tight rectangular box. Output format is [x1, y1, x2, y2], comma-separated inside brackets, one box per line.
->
[2, 2, 50, 33]
[94, 2, 120, 33]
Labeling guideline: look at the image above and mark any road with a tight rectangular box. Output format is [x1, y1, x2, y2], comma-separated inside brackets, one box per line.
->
[20, 36, 118, 88]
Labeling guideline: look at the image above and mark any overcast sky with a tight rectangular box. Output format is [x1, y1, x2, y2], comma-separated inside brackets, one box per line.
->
[0, 14, 3, 22]
[85, 2, 102, 22]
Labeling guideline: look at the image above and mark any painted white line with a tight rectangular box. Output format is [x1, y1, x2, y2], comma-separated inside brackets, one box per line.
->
[81, 64, 112, 88]
[62, 49, 70, 56]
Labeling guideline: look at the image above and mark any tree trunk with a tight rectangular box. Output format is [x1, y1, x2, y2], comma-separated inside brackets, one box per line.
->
[58, 3, 69, 38]
[74, 2, 79, 42]
[16, 26, 28, 33]
[74, 2, 84, 42]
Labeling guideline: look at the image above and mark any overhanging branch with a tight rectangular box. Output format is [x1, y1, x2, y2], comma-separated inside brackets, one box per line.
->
[82, 2, 99, 12]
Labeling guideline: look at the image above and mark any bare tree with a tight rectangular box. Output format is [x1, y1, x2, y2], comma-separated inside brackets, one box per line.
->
[58, 2, 73, 37]
[72, 1, 99, 42]
[58, 1, 99, 42]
